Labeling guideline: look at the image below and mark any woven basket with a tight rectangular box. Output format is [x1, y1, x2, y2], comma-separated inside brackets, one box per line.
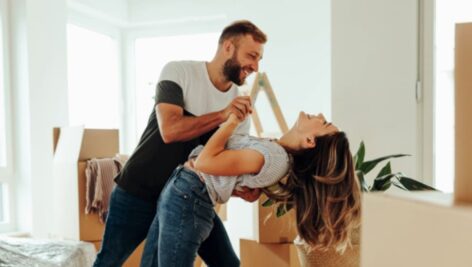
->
[294, 229, 360, 267]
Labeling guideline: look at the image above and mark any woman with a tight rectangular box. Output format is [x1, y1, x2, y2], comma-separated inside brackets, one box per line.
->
[141, 111, 361, 267]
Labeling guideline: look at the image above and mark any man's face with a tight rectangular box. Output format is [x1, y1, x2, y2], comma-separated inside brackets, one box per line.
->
[223, 35, 264, 85]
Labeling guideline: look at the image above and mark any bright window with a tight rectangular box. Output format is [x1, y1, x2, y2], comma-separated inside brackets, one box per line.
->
[434, 0, 472, 192]
[0, 0, 11, 229]
[0, 184, 8, 224]
[0, 29, 4, 221]
[0, 184, 3, 222]
[67, 24, 120, 129]
[134, 33, 219, 143]
[0, 5, 5, 169]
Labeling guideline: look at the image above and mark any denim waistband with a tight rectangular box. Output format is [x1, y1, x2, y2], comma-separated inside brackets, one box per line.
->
[174, 165, 205, 187]
[173, 165, 211, 203]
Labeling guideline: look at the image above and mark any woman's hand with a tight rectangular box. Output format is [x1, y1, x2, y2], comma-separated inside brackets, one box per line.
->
[227, 113, 242, 125]
[221, 113, 245, 129]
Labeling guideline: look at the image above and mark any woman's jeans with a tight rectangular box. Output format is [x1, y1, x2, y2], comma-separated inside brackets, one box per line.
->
[140, 166, 239, 267]
[93, 167, 239, 267]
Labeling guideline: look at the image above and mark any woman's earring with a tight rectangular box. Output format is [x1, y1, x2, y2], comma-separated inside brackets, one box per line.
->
[306, 137, 315, 145]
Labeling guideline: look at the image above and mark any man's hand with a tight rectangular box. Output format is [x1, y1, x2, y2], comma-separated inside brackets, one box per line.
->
[222, 96, 252, 121]
[232, 187, 261, 202]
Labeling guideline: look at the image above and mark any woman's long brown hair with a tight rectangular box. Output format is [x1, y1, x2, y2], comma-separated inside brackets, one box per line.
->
[264, 132, 361, 252]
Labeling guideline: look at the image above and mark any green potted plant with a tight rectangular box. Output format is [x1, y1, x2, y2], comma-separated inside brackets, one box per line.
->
[263, 141, 437, 267]
[353, 141, 437, 193]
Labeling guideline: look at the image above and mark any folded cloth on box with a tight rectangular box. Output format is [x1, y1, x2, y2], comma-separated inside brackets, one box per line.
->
[85, 156, 125, 223]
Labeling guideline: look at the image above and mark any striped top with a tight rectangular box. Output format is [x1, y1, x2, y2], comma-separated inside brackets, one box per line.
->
[188, 134, 291, 204]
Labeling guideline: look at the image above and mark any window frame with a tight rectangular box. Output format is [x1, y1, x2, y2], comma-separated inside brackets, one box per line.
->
[0, 0, 12, 178]
[417, 0, 435, 188]
[0, 0, 15, 232]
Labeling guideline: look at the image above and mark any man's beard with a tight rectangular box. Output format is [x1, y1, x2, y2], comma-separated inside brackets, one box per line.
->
[223, 53, 244, 86]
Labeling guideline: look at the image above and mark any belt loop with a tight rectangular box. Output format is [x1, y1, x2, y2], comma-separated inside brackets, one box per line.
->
[172, 165, 184, 179]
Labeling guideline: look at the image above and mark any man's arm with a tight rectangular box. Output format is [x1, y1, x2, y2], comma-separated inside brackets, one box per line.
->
[157, 96, 252, 143]
[232, 187, 262, 202]
[157, 103, 224, 143]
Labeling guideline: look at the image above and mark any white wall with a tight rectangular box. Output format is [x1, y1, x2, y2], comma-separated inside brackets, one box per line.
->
[9, 0, 69, 236]
[68, 0, 129, 25]
[332, 0, 419, 182]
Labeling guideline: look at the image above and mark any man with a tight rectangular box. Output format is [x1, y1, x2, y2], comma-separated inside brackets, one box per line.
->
[93, 20, 267, 267]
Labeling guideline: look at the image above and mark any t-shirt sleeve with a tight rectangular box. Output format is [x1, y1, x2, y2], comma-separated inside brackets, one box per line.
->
[188, 145, 204, 159]
[155, 81, 184, 107]
[239, 141, 290, 189]
[154, 61, 186, 107]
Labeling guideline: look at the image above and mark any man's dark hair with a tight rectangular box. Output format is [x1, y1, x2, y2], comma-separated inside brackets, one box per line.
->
[218, 20, 267, 45]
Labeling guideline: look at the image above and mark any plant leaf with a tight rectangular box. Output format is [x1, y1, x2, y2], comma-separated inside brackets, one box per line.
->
[276, 203, 294, 217]
[356, 170, 369, 192]
[352, 154, 358, 170]
[392, 181, 407, 191]
[266, 183, 282, 193]
[262, 198, 275, 207]
[397, 176, 438, 191]
[370, 173, 396, 191]
[376, 162, 392, 178]
[354, 141, 366, 170]
[360, 154, 410, 174]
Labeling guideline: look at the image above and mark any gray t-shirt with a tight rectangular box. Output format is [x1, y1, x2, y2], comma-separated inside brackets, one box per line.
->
[188, 134, 291, 204]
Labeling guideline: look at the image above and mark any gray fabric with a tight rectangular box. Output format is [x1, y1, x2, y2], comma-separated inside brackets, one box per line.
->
[155, 80, 184, 108]
[188, 134, 290, 204]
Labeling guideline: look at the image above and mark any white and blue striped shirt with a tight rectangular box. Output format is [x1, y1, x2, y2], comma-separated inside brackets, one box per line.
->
[188, 134, 291, 204]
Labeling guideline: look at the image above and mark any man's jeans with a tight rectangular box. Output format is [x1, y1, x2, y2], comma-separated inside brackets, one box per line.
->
[93, 186, 156, 267]
[140, 166, 239, 267]
[93, 168, 239, 267]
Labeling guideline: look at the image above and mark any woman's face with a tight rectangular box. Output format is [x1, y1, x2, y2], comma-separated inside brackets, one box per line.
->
[295, 111, 339, 138]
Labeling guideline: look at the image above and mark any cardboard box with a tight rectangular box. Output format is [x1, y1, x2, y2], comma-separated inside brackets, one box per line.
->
[92, 241, 213, 267]
[361, 191, 472, 267]
[215, 203, 227, 221]
[240, 239, 300, 267]
[253, 194, 298, 243]
[93, 241, 144, 267]
[455, 22, 472, 203]
[52, 126, 119, 241]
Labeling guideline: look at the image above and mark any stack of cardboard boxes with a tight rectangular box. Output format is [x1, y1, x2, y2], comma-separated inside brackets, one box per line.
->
[454, 22, 472, 204]
[240, 194, 301, 267]
[52, 127, 143, 266]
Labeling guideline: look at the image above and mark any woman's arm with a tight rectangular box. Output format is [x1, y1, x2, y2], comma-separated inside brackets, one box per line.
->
[194, 114, 264, 176]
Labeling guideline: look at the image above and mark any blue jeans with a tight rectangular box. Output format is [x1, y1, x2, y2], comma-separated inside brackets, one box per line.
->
[140, 166, 240, 267]
[93, 168, 239, 267]
[93, 186, 157, 267]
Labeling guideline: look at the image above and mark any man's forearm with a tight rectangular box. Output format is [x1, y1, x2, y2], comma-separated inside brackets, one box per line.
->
[161, 110, 226, 142]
